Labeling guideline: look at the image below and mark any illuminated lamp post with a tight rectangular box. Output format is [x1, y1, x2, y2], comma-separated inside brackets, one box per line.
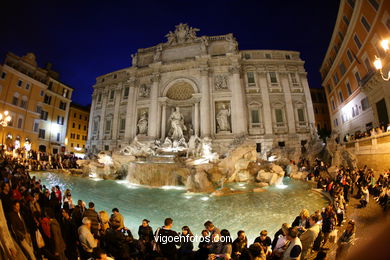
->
[0, 111, 12, 150]
[373, 39, 390, 80]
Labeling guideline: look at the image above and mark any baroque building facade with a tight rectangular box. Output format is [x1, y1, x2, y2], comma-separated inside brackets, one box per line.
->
[320, 0, 390, 140]
[87, 24, 315, 154]
[0, 52, 73, 153]
[65, 103, 90, 157]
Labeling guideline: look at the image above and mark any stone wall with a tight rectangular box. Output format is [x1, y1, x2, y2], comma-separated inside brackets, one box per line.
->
[355, 154, 390, 171]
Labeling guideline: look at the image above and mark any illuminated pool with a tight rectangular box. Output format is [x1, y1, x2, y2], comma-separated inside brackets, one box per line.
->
[32, 172, 328, 242]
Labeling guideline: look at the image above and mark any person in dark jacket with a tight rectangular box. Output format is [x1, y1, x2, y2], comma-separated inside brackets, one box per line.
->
[8, 201, 36, 260]
[232, 230, 248, 260]
[103, 218, 137, 260]
[82, 202, 100, 236]
[47, 208, 67, 260]
[155, 217, 180, 260]
[178, 226, 194, 260]
[60, 209, 79, 260]
[195, 230, 209, 260]
[138, 219, 154, 255]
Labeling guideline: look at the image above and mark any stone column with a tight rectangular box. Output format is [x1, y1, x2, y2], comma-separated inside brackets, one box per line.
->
[161, 103, 167, 139]
[111, 83, 122, 141]
[258, 72, 273, 135]
[300, 73, 316, 128]
[124, 78, 136, 141]
[148, 73, 160, 138]
[200, 68, 211, 137]
[229, 65, 247, 135]
[86, 93, 97, 149]
[98, 90, 108, 149]
[195, 102, 200, 136]
[280, 73, 296, 134]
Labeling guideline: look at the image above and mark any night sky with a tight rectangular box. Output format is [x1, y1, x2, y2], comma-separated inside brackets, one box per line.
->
[0, 0, 339, 106]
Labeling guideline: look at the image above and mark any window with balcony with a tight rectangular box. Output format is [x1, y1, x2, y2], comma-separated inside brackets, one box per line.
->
[343, 15, 350, 25]
[361, 97, 370, 111]
[33, 120, 39, 132]
[354, 34, 362, 49]
[12, 95, 19, 106]
[40, 110, 48, 121]
[57, 116, 64, 125]
[38, 129, 46, 139]
[105, 119, 112, 134]
[361, 16, 371, 32]
[338, 90, 344, 103]
[269, 72, 278, 84]
[339, 62, 347, 76]
[59, 101, 67, 110]
[120, 118, 126, 132]
[368, 0, 379, 11]
[275, 109, 284, 123]
[247, 72, 255, 84]
[17, 118, 23, 128]
[289, 73, 299, 85]
[20, 99, 27, 109]
[123, 87, 129, 99]
[347, 49, 354, 63]
[346, 82, 352, 96]
[43, 95, 52, 105]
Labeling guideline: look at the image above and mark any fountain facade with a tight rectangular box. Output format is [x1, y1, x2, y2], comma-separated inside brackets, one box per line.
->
[87, 23, 316, 160]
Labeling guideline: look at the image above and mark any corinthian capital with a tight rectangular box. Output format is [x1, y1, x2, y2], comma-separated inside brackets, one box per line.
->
[126, 77, 137, 87]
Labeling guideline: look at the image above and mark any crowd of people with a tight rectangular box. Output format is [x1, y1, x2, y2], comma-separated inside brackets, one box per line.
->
[342, 123, 390, 143]
[0, 154, 388, 260]
[0, 149, 81, 171]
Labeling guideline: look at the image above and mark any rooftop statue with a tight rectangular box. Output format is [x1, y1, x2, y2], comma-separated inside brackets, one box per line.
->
[165, 23, 200, 45]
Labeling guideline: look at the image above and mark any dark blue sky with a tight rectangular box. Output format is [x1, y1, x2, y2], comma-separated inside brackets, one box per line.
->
[0, 0, 339, 106]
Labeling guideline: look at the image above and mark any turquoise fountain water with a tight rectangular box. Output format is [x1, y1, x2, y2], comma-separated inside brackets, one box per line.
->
[32, 172, 328, 242]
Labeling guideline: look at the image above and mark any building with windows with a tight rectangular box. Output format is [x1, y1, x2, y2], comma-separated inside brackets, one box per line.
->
[65, 103, 90, 157]
[320, 0, 390, 140]
[0, 52, 73, 153]
[87, 24, 315, 155]
[310, 88, 331, 138]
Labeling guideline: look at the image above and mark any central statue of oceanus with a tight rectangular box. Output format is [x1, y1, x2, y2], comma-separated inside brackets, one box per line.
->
[168, 107, 187, 141]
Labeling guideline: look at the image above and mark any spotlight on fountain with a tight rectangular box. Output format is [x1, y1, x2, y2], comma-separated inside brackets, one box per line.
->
[276, 184, 288, 189]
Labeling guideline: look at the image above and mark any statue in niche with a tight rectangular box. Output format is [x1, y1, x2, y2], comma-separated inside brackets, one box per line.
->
[139, 84, 151, 97]
[216, 104, 231, 132]
[137, 111, 148, 135]
[214, 75, 228, 90]
[131, 53, 138, 67]
[154, 44, 162, 62]
[200, 36, 208, 55]
[168, 107, 187, 141]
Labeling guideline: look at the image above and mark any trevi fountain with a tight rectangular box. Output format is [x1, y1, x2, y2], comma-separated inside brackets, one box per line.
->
[33, 24, 352, 241]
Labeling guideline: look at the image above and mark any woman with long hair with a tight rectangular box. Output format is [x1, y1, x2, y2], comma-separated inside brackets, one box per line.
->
[179, 225, 194, 260]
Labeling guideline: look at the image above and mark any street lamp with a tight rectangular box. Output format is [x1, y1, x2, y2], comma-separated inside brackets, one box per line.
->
[0, 110, 12, 150]
[373, 39, 390, 81]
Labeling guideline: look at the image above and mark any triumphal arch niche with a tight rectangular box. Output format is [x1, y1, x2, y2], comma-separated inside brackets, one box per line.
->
[88, 23, 315, 154]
